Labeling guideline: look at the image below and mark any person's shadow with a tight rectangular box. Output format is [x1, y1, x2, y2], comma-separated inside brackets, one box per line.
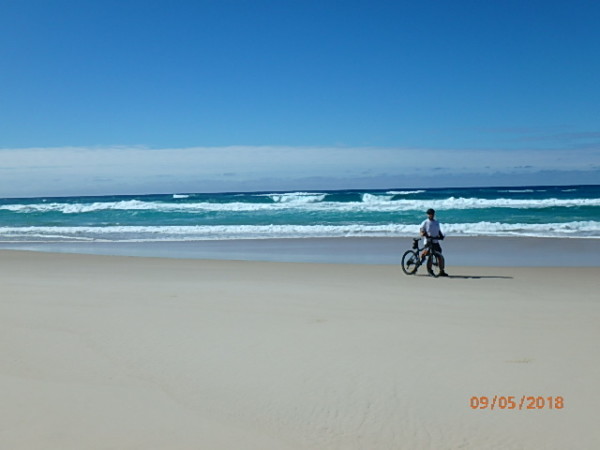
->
[416, 274, 513, 279]
[446, 274, 512, 279]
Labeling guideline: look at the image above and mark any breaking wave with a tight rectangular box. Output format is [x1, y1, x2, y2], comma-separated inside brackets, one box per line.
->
[2, 196, 599, 215]
[1, 221, 598, 242]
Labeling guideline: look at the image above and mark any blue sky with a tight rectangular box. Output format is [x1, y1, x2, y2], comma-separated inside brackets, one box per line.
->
[1, 0, 599, 196]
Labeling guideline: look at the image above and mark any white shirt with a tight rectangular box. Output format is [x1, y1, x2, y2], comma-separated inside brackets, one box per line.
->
[420, 218, 443, 243]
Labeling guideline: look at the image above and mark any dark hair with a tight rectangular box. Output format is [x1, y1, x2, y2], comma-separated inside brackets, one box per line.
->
[426, 208, 435, 215]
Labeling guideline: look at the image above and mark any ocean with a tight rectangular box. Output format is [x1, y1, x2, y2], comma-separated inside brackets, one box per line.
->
[1, 184, 598, 243]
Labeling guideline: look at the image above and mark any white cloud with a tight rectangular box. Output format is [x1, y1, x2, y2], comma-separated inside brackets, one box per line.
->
[0, 145, 598, 197]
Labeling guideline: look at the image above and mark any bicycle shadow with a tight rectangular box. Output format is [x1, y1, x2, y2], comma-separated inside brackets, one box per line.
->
[447, 274, 513, 279]
[415, 274, 513, 280]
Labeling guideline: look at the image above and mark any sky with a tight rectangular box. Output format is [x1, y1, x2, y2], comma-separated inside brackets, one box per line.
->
[1, 0, 599, 197]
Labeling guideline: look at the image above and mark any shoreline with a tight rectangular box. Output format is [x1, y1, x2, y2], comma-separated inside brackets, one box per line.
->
[1, 250, 598, 449]
[0, 235, 598, 266]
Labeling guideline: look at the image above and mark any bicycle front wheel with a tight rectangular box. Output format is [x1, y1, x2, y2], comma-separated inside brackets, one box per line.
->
[401, 250, 420, 275]
[427, 252, 443, 278]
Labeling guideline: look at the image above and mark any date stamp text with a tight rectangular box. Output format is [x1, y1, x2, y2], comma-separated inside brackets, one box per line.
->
[470, 396, 564, 410]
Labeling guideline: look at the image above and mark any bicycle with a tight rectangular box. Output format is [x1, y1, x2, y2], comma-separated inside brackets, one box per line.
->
[401, 236, 445, 277]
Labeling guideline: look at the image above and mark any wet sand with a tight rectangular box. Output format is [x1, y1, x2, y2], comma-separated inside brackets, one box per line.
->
[1, 236, 598, 266]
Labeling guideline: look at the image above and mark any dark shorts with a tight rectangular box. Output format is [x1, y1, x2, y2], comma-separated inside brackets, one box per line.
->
[431, 243, 442, 253]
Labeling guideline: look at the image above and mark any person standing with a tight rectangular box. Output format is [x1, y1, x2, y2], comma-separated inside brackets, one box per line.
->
[420, 208, 449, 277]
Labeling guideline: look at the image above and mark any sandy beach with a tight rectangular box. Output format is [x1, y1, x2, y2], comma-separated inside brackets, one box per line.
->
[1, 249, 599, 449]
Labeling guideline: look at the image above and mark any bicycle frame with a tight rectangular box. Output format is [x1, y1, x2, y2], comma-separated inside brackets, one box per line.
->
[401, 237, 444, 277]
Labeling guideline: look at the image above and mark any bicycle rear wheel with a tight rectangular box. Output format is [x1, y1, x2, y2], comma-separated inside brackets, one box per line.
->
[401, 250, 420, 275]
[427, 252, 443, 277]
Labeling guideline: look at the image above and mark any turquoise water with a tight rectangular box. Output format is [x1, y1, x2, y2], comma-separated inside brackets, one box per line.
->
[0, 185, 598, 242]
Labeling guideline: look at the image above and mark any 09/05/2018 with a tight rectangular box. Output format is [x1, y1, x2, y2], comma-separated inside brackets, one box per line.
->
[470, 396, 564, 410]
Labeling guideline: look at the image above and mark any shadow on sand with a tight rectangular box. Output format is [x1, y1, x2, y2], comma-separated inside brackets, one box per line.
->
[415, 274, 513, 280]
[447, 274, 513, 279]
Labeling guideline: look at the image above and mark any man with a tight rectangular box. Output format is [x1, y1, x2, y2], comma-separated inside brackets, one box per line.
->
[420, 208, 449, 277]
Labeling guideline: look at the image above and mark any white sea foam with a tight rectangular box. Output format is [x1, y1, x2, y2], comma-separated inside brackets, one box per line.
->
[2, 196, 599, 215]
[1, 221, 598, 242]
[260, 192, 327, 204]
[172, 194, 190, 199]
[1, 200, 157, 214]
[362, 193, 394, 203]
[443, 221, 600, 237]
[386, 190, 426, 195]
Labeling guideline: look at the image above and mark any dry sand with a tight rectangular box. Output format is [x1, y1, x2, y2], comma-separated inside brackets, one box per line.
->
[1, 250, 598, 449]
